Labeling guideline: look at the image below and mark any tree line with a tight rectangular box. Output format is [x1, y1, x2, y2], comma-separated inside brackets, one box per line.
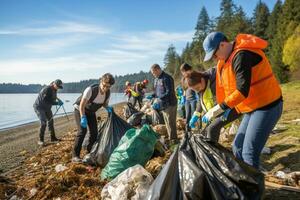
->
[163, 0, 300, 83]
[0, 71, 153, 93]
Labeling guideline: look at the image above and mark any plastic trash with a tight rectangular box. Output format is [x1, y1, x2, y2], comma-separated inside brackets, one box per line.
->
[55, 164, 68, 172]
[261, 147, 271, 154]
[30, 188, 38, 196]
[82, 110, 133, 167]
[123, 102, 138, 119]
[101, 125, 158, 180]
[151, 109, 164, 125]
[275, 171, 286, 179]
[101, 164, 153, 200]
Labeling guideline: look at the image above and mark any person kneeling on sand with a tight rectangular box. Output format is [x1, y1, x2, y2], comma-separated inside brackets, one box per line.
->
[33, 79, 64, 146]
[72, 73, 115, 163]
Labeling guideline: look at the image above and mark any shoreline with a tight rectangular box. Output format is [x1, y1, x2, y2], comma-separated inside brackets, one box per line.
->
[0, 101, 126, 132]
[0, 102, 126, 174]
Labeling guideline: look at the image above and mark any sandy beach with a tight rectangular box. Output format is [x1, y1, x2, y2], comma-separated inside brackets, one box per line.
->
[0, 102, 126, 174]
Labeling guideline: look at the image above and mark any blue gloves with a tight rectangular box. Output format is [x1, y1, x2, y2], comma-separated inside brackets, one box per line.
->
[189, 114, 199, 128]
[146, 95, 154, 100]
[180, 96, 186, 105]
[202, 115, 210, 124]
[80, 115, 87, 128]
[152, 102, 160, 110]
[57, 99, 64, 106]
[105, 106, 113, 113]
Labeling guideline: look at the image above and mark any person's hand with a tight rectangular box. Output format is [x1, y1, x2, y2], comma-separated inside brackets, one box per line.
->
[80, 115, 87, 128]
[58, 99, 64, 106]
[146, 95, 154, 100]
[180, 96, 186, 105]
[202, 104, 224, 123]
[152, 102, 160, 110]
[105, 106, 113, 113]
[189, 114, 199, 128]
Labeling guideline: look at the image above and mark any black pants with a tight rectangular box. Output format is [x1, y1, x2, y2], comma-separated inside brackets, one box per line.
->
[205, 108, 240, 142]
[73, 109, 98, 157]
[34, 106, 55, 142]
[131, 96, 143, 109]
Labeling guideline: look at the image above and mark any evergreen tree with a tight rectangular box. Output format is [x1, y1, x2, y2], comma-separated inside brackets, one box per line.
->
[270, 0, 300, 82]
[163, 44, 179, 76]
[252, 0, 270, 40]
[266, 0, 282, 48]
[193, 7, 210, 42]
[231, 6, 251, 36]
[216, 0, 236, 40]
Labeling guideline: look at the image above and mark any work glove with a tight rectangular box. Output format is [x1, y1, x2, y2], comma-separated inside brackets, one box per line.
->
[202, 104, 224, 124]
[57, 99, 64, 106]
[189, 112, 200, 128]
[105, 106, 113, 113]
[80, 115, 87, 128]
[146, 95, 154, 100]
[180, 96, 186, 105]
[152, 102, 160, 110]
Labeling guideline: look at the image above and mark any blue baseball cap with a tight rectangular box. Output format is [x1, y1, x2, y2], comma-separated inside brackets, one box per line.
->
[203, 32, 226, 62]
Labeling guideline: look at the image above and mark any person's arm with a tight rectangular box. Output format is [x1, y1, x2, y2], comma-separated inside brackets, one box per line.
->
[79, 98, 88, 117]
[79, 87, 92, 117]
[221, 50, 262, 109]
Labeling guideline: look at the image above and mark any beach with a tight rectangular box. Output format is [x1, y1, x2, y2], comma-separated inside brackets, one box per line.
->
[0, 102, 126, 174]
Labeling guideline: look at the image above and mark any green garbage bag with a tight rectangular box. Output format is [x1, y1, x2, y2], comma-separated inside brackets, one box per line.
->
[101, 124, 159, 180]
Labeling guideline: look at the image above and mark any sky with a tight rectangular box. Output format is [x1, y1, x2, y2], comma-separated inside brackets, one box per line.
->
[0, 0, 278, 84]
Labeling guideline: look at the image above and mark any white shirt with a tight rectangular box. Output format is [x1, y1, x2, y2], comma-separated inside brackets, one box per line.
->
[74, 86, 109, 110]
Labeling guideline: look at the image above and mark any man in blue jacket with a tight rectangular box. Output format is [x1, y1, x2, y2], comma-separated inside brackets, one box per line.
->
[148, 64, 178, 145]
[33, 79, 64, 146]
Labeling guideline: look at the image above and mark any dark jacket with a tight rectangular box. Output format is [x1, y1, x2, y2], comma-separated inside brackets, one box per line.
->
[153, 71, 177, 107]
[33, 85, 58, 111]
[74, 84, 110, 113]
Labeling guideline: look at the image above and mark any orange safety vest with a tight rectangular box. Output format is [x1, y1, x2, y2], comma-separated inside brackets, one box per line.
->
[216, 34, 282, 113]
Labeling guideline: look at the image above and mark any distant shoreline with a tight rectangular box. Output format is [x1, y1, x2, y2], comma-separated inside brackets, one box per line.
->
[0, 102, 126, 174]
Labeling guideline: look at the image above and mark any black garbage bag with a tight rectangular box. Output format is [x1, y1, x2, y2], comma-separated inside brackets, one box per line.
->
[82, 110, 133, 167]
[190, 134, 265, 200]
[123, 102, 138, 119]
[146, 134, 204, 200]
[146, 133, 265, 200]
[151, 109, 164, 125]
[146, 148, 183, 200]
[178, 133, 207, 200]
[127, 111, 145, 126]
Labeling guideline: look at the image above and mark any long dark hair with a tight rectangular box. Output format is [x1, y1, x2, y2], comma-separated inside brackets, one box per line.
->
[185, 71, 206, 87]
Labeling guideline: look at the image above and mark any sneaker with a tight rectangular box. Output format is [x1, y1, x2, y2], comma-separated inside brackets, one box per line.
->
[37, 141, 45, 146]
[71, 156, 82, 163]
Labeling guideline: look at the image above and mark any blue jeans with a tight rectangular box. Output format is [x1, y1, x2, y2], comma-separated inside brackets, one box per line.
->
[232, 101, 283, 169]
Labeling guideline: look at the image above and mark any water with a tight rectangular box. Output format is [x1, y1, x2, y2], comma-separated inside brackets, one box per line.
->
[0, 93, 126, 130]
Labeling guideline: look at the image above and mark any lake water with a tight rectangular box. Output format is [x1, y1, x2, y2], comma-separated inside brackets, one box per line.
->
[0, 93, 126, 130]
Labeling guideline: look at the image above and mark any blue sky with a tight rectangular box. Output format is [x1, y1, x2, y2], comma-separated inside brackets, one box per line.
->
[0, 0, 278, 84]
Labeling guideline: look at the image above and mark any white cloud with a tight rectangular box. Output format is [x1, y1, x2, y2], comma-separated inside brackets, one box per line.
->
[112, 30, 193, 52]
[24, 35, 90, 52]
[0, 21, 110, 35]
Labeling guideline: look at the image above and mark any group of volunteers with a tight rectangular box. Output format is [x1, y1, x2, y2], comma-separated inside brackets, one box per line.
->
[33, 32, 283, 170]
